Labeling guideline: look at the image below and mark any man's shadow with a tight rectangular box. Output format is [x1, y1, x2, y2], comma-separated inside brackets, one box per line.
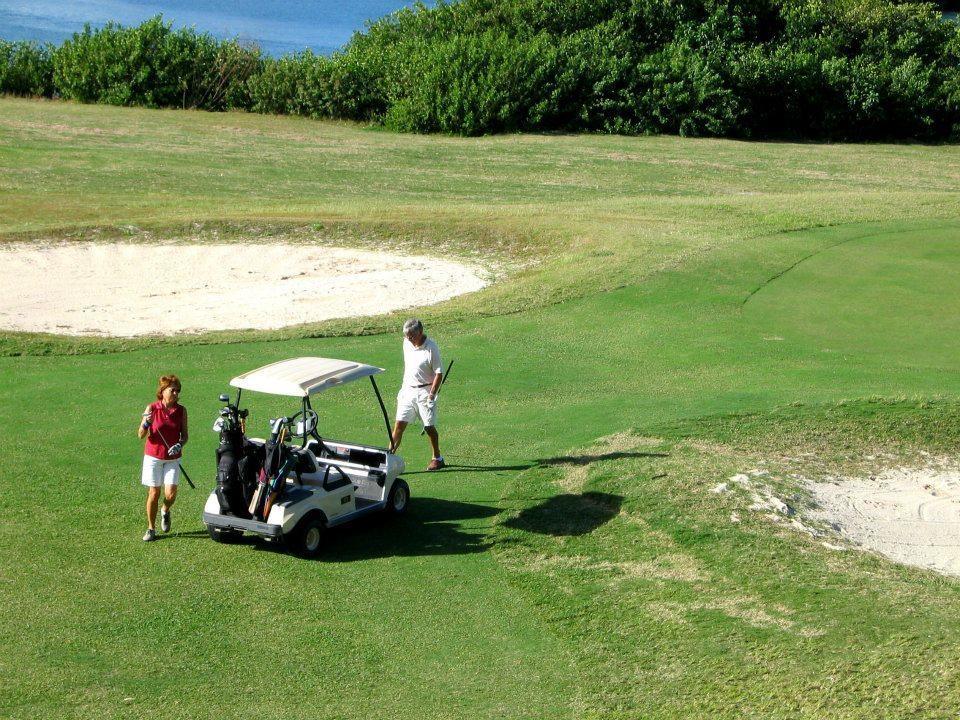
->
[406, 450, 669, 475]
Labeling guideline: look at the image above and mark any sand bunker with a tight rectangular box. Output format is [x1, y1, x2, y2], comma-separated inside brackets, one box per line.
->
[0, 241, 490, 336]
[808, 466, 960, 577]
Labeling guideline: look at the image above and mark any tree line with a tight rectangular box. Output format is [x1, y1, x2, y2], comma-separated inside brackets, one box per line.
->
[2, 0, 958, 140]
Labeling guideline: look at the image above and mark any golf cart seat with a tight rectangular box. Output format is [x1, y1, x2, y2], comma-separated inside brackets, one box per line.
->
[307, 439, 385, 468]
[293, 448, 317, 475]
[301, 460, 362, 490]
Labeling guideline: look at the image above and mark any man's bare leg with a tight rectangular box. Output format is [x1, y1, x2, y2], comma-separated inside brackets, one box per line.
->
[424, 426, 441, 459]
[391, 420, 408, 453]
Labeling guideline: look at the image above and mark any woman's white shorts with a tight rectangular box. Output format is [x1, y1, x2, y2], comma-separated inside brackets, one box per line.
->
[141, 455, 181, 487]
[396, 388, 438, 427]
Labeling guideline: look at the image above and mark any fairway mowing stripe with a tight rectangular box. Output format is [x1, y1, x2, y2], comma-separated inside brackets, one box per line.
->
[741, 221, 960, 306]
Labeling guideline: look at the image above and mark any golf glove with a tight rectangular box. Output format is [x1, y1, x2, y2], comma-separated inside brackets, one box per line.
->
[168, 443, 182, 457]
[141, 410, 153, 430]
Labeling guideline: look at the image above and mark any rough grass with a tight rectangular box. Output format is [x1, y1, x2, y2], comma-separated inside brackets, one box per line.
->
[1, 97, 959, 354]
[494, 403, 960, 718]
[2, 98, 960, 718]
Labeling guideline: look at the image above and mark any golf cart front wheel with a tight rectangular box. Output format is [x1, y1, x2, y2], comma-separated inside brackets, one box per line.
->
[387, 479, 410, 516]
[208, 526, 243, 543]
[289, 515, 326, 558]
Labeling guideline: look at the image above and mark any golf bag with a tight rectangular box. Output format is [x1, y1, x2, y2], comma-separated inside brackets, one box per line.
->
[216, 441, 265, 518]
[248, 423, 287, 520]
[237, 443, 265, 506]
[214, 402, 262, 518]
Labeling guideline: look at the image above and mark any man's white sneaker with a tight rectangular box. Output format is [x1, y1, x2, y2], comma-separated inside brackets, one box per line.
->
[143, 529, 157, 542]
[161, 509, 171, 533]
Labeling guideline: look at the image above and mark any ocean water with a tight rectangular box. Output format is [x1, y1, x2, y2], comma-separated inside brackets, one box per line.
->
[0, 0, 423, 56]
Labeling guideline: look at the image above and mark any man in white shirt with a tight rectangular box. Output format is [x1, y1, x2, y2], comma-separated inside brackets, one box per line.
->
[391, 318, 445, 470]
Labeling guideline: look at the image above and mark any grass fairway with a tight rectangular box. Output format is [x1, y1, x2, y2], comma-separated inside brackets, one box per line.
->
[2, 97, 960, 719]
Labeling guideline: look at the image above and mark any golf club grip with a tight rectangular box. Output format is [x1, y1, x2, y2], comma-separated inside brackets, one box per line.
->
[249, 483, 266, 517]
[263, 490, 280, 518]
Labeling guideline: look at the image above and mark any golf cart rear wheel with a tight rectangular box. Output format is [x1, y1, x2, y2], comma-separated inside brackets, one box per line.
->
[387, 479, 410, 516]
[208, 526, 243, 543]
[289, 515, 326, 558]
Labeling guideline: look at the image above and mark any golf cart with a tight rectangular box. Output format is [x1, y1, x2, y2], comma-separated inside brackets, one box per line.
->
[202, 357, 409, 557]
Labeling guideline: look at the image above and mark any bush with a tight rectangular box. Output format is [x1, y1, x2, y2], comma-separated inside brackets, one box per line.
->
[381, 31, 564, 134]
[0, 41, 54, 96]
[51, 16, 262, 110]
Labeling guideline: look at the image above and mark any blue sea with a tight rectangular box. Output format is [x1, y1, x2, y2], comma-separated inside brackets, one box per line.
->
[0, 0, 424, 56]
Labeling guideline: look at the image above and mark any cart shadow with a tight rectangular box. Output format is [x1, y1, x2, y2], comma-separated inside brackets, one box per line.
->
[213, 451, 659, 557]
[323, 497, 499, 561]
[240, 497, 499, 561]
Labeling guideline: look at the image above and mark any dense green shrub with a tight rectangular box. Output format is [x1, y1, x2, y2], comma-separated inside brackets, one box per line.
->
[0, 41, 54, 96]
[2, 3, 959, 139]
[380, 31, 564, 133]
[51, 16, 262, 110]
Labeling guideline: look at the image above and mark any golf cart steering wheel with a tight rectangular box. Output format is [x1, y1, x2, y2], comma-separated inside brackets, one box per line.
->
[286, 408, 319, 439]
[285, 408, 336, 456]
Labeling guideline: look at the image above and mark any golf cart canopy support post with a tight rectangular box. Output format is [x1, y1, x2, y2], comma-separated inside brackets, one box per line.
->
[369, 376, 392, 446]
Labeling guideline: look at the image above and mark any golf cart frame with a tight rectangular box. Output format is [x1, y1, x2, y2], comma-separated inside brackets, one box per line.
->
[202, 357, 409, 557]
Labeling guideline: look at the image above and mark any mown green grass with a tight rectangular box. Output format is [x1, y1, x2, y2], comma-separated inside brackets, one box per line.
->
[2, 97, 960, 718]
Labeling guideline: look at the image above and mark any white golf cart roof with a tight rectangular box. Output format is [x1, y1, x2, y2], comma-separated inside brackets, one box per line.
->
[230, 357, 384, 397]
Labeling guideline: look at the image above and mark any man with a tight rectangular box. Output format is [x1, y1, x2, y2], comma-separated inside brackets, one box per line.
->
[391, 318, 444, 470]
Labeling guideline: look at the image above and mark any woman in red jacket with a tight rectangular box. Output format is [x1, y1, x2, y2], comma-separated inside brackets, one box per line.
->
[138, 374, 189, 542]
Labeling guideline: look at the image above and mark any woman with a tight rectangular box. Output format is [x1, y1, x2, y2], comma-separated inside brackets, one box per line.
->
[138, 374, 188, 541]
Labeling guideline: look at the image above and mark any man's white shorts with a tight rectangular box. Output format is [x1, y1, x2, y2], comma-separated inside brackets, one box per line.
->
[396, 388, 438, 427]
[141, 455, 181, 487]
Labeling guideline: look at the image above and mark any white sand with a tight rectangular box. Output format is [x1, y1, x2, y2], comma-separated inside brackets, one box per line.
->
[0, 241, 490, 337]
[808, 466, 960, 577]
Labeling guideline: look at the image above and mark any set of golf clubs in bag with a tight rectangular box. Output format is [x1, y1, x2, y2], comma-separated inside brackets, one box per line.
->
[213, 395, 298, 522]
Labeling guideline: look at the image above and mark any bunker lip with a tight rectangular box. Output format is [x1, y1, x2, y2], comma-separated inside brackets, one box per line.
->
[0, 241, 491, 337]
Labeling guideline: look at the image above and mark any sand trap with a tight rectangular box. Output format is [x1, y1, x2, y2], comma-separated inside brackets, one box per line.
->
[0, 241, 490, 336]
[809, 466, 960, 577]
